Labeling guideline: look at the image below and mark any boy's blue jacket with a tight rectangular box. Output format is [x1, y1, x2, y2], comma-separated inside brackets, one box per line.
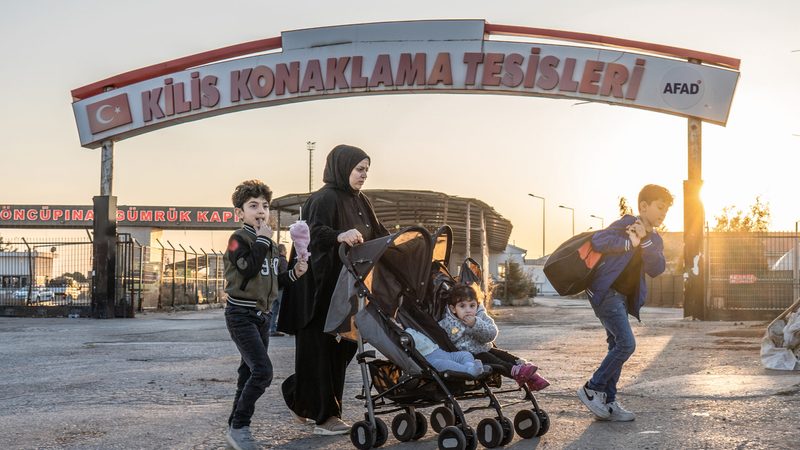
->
[587, 214, 666, 319]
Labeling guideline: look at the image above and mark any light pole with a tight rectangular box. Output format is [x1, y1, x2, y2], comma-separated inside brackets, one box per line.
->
[528, 194, 545, 257]
[590, 214, 605, 229]
[306, 141, 315, 192]
[559, 205, 575, 236]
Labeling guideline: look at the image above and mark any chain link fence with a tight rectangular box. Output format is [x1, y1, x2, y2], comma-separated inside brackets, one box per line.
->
[706, 231, 797, 320]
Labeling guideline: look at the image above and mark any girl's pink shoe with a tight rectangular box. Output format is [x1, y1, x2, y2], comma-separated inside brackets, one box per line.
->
[511, 363, 538, 385]
[526, 373, 550, 391]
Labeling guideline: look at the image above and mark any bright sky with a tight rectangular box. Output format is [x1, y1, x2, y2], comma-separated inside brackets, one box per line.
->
[1, 0, 798, 256]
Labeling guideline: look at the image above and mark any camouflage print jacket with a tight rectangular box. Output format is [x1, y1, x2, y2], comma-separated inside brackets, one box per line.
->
[438, 304, 498, 354]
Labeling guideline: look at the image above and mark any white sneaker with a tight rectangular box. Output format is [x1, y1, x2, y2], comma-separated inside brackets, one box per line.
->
[226, 426, 259, 450]
[313, 416, 350, 435]
[577, 383, 611, 419]
[599, 401, 636, 422]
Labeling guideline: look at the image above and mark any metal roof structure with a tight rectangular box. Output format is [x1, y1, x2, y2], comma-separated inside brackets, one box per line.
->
[272, 190, 512, 252]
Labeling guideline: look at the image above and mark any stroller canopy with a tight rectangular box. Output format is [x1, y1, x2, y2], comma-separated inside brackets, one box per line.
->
[346, 226, 433, 317]
[325, 227, 433, 338]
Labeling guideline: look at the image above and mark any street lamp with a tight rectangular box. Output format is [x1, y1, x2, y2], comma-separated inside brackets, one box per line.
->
[559, 205, 575, 236]
[528, 193, 545, 257]
[590, 214, 605, 229]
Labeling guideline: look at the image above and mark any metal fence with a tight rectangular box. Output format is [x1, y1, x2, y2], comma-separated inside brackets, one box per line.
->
[706, 231, 798, 320]
[142, 239, 226, 310]
[0, 237, 94, 314]
[645, 274, 684, 308]
[0, 235, 226, 317]
[8, 231, 796, 320]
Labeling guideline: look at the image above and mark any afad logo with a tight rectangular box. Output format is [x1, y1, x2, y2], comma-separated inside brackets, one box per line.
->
[660, 66, 704, 110]
[85, 93, 133, 134]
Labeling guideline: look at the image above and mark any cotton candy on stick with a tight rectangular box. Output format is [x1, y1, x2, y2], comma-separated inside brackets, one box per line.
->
[290, 220, 311, 262]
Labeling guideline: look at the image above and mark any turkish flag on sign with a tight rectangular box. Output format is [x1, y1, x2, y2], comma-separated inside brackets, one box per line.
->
[86, 93, 133, 134]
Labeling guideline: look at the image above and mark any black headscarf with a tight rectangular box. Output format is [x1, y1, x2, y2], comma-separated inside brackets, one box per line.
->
[322, 144, 370, 192]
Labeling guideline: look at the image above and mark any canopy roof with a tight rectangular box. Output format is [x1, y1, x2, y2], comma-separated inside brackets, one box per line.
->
[272, 189, 512, 252]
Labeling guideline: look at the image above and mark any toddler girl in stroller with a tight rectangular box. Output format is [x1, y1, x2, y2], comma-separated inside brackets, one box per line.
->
[439, 284, 550, 391]
[404, 327, 490, 378]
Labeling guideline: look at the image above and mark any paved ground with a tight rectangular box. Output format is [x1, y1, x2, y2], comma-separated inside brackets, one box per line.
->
[2, 298, 799, 449]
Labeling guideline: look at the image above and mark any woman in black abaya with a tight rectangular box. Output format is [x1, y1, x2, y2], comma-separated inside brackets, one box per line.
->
[279, 144, 388, 435]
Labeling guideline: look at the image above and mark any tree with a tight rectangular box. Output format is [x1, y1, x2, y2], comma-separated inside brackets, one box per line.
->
[618, 196, 633, 217]
[712, 196, 771, 232]
[0, 235, 10, 252]
[63, 271, 88, 283]
[502, 261, 534, 299]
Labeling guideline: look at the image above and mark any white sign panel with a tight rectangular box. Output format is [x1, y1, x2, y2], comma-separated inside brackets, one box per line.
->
[73, 20, 738, 148]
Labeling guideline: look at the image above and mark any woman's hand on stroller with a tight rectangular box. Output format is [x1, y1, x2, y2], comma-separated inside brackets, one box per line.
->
[337, 229, 364, 247]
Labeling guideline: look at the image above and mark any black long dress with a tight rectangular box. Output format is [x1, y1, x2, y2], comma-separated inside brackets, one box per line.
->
[279, 145, 388, 424]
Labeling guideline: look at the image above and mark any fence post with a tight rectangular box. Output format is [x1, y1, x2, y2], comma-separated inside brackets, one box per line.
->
[189, 246, 199, 304]
[217, 250, 224, 302]
[92, 195, 118, 319]
[683, 116, 705, 320]
[20, 238, 33, 304]
[179, 244, 188, 300]
[136, 239, 144, 312]
[201, 248, 209, 303]
[127, 235, 135, 318]
[167, 241, 176, 307]
[156, 239, 165, 310]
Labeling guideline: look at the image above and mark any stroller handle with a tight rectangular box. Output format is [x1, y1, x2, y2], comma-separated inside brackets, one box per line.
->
[339, 242, 362, 280]
[338, 242, 350, 266]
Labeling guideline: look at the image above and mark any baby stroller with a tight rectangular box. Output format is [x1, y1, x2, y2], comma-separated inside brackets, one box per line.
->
[327, 226, 549, 449]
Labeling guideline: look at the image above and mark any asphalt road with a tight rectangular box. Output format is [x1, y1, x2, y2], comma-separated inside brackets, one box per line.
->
[1, 298, 798, 449]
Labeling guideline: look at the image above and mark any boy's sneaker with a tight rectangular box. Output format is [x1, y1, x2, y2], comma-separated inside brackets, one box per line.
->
[289, 409, 314, 425]
[313, 416, 350, 436]
[226, 426, 259, 450]
[599, 401, 636, 422]
[577, 383, 611, 419]
[525, 373, 550, 391]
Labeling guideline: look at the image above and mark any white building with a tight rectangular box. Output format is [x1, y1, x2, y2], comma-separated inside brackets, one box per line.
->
[524, 255, 557, 296]
[0, 251, 55, 288]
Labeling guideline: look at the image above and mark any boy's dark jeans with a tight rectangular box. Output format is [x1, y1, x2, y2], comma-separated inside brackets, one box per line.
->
[588, 289, 635, 403]
[225, 304, 273, 429]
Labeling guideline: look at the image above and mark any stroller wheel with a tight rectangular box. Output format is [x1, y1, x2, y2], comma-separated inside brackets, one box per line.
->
[437, 425, 466, 450]
[477, 418, 503, 448]
[350, 420, 376, 450]
[412, 411, 428, 440]
[459, 425, 477, 450]
[430, 406, 455, 433]
[374, 417, 389, 447]
[535, 410, 550, 437]
[391, 412, 418, 442]
[514, 409, 541, 439]
[498, 416, 514, 446]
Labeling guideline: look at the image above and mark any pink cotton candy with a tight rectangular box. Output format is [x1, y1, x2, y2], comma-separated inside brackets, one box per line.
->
[290, 220, 311, 262]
